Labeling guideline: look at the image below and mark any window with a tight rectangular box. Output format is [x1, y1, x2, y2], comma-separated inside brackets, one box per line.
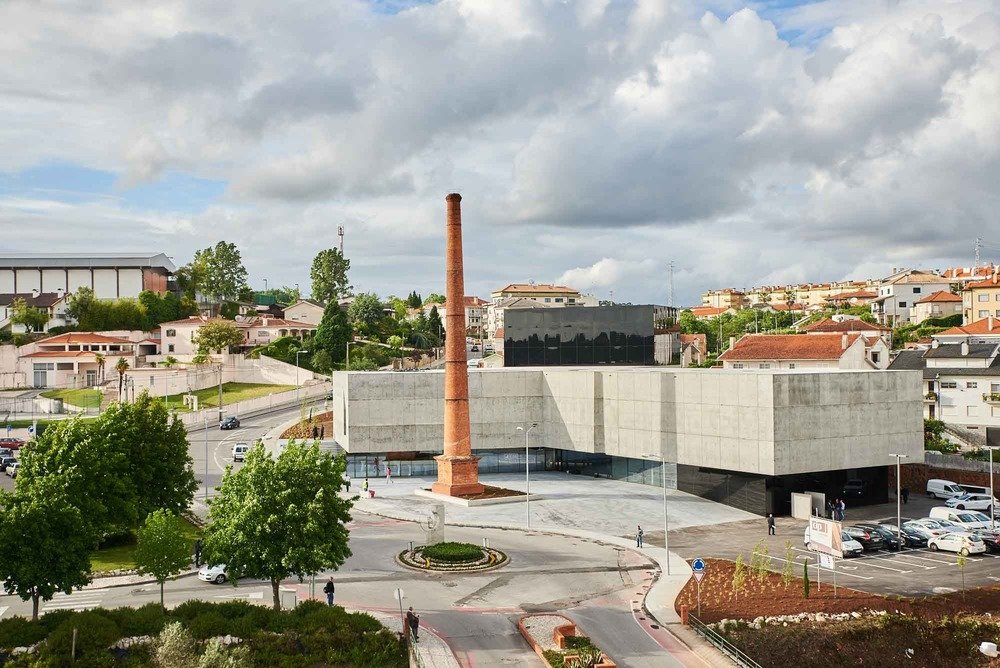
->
[555, 298, 563, 303]
[941, 381, 958, 389]
[759, 363, 770, 369]
[871, 351, 880, 364]
[913, 287, 921, 294]
[165, 329, 176, 337]
[788, 363, 796, 369]
[967, 382, 978, 389]
[167, 344, 175, 353]
[898, 301, 907, 308]
[56, 363, 73, 370]
[979, 294, 990, 302]
[992, 383, 1000, 393]
[979, 310, 989, 318]
[732, 363, 745, 369]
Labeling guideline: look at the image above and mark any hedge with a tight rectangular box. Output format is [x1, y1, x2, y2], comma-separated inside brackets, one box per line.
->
[421, 542, 484, 563]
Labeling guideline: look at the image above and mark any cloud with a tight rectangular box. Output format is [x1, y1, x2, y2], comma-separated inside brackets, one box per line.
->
[557, 258, 656, 291]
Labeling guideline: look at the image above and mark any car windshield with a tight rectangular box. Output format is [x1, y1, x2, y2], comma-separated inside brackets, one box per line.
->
[957, 513, 980, 522]
[918, 520, 943, 528]
[971, 512, 991, 521]
[936, 519, 959, 527]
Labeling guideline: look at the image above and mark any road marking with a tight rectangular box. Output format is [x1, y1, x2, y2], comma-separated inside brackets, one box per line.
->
[43, 589, 107, 612]
[893, 552, 956, 566]
[766, 554, 873, 580]
[214, 591, 264, 600]
[0, 607, 8, 619]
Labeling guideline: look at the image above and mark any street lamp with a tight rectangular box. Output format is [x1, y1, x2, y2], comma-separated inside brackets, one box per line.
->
[515, 423, 538, 529]
[986, 445, 999, 531]
[346, 340, 359, 370]
[889, 453, 908, 547]
[642, 452, 671, 575]
[295, 350, 310, 405]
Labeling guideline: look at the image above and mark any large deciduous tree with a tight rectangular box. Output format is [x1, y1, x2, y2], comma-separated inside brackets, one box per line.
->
[347, 292, 384, 332]
[194, 320, 245, 354]
[310, 249, 352, 305]
[10, 298, 49, 332]
[313, 302, 352, 371]
[0, 480, 94, 620]
[135, 510, 194, 609]
[192, 242, 250, 302]
[203, 441, 353, 610]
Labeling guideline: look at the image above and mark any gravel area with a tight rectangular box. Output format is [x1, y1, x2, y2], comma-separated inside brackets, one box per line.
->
[520, 614, 569, 652]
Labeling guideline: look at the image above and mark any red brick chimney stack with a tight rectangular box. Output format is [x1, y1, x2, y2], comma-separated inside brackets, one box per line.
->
[432, 193, 484, 497]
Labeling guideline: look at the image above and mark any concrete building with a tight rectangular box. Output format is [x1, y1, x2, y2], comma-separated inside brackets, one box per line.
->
[962, 275, 1000, 324]
[700, 289, 746, 310]
[0, 253, 176, 299]
[718, 333, 890, 370]
[437, 296, 488, 336]
[870, 269, 953, 325]
[486, 285, 597, 336]
[330, 366, 922, 514]
[910, 291, 963, 324]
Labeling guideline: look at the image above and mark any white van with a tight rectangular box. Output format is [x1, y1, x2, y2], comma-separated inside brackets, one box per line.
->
[466, 359, 480, 369]
[232, 442, 250, 462]
[929, 507, 993, 530]
[926, 479, 964, 500]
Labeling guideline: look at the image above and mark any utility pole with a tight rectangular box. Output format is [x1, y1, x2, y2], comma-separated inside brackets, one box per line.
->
[975, 237, 982, 267]
[217, 364, 224, 423]
[667, 261, 674, 309]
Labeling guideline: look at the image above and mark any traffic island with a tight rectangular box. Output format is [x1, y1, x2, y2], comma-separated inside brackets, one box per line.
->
[414, 485, 541, 507]
[396, 541, 509, 572]
[517, 614, 616, 667]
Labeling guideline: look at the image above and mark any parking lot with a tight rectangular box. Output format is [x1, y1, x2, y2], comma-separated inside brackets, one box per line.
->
[669, 494, 1000, 596]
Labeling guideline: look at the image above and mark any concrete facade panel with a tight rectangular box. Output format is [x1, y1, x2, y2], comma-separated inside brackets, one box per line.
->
[93, 270, 118, 298]
[67, 269, 92, 293]
[15, 269, 41, 293]
[0, 270, 14, 292]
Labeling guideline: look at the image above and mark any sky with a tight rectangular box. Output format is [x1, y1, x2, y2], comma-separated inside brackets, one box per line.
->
[1, 0, 998, 306]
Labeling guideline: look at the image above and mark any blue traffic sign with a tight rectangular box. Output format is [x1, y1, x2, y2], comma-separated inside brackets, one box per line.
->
[692, 558, 706, 572]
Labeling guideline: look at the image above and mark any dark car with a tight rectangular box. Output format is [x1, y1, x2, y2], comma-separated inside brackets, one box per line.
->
[843, 526, 884, 551]
[220, 417, 240, 430]
[470, 345, 479, 352]
[853, 524, 902, 551]
[972, 531, 1000, 554]
[0, 437, 25, 450]
[872, 519, 928, 548]
[842, 479, 865, 498]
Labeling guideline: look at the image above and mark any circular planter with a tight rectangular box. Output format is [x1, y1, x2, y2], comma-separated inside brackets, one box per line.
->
[396, 544, 509, 572]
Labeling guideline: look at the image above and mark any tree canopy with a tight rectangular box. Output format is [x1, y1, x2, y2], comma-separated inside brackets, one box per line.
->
[194, 320, 246, 354]
[312, 302, 352, 372]
[203, 441, 353, 610]
[405, 291, 422, 308]
[190, 242, 250, 302]
[135, 510, 194, 609]
[65, 287, 194, 331]
[347, 293, 384, 331]
[425, 293, 446, 305]
[259, 285, 301, 305]
[310, 249, 352, 305]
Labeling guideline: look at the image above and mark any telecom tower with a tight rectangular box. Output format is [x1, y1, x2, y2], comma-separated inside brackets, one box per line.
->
[338, 225, 345, 254]
[668, 260, 675, 308]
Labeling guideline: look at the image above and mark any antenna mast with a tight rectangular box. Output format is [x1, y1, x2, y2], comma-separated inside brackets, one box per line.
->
[668, 260, 675, 308]
[338, 226, 345, 254]
[975, 237, 982, 267]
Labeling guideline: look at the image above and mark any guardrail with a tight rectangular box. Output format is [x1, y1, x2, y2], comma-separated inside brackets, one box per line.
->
[688, 615, 762, 668]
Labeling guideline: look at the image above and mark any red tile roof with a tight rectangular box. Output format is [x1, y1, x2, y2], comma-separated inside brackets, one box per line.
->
[803, 318, 885, 333]
[769, 302, 806, 311]
[941, 264, 996, 280]
[719, 334, 860, 361]
[494, 327, 504, 339]
[915, 290, 962, 304]
[689, 306, 730, 317]
[937, 317, 1000, 336]
[36, 332, 131, 345]
[464, 296, 488, 307]
[158, 316, 249, 328]
[680, 333, 707, 354]
[964, 275, 1000, 289]
[249, 317, 316, 328]
[825, 290, 878, 302]
[23, 350, 98, 358]
[493, 283, 580, 296]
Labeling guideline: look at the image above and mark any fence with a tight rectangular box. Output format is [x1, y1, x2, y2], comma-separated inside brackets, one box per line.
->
[688, 615, 762, 668]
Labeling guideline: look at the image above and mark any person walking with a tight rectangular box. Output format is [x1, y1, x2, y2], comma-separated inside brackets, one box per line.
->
[344, 475, 351, 493]
[373, 457, 380, 476]
[194, 538, 203, 568]
[901, 487, 909, 504]
[406, 607, 420, 642]
[386, 464, 393, 484]
[362, 478, 369, 495]
[636, 525, 644, 548]
[767, 513, 776, 535]
[837, 498, 846, 521]
[825, 500, 833, 519]
[320, 425, 325, 439]
[323, 577, 335, 606]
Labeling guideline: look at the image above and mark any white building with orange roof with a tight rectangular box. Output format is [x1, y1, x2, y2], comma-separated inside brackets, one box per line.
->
[870, 269, 953, 325]
[910, 291, 963, 324]
[486, 284, 597, 337]
[15, 332, 144, 389]
[718, 333, 889, 370]
[933, 316, 1000, 345]
[157, 315, 316, 357]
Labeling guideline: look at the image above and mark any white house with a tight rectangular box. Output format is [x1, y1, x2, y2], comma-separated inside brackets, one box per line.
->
[933, 317, 1000, 345]
[283, 299, 326, 327]
[718, 333, 890, 370]
[0, 290, 72, 333]
[910, 291, 963, 324]
[870, 269, 953, 325]
[158, 316, 316, 357]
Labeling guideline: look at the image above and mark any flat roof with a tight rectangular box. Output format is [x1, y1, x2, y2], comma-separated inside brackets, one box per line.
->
[0, 252, 176, 273]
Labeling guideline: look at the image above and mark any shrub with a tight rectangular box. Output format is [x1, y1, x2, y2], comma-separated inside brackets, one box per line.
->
[187, 612, 228, 640]
[108, 602, 167, 638]
[732, 554, 746, 599]
[154, 621, 197, 668]
[44, 611, 121, 662]
[422, 542, 483, 563]
[198, 638, 250, 668]
[0, 616, 47, 649]
[802, 559, 810, 598]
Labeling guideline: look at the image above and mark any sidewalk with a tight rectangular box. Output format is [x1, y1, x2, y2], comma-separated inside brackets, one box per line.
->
[365, 610, 461, 668]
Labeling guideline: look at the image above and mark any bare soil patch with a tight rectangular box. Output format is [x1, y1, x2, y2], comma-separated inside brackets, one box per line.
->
[281, 411, 333, 439]
[452, 485, 526, 500]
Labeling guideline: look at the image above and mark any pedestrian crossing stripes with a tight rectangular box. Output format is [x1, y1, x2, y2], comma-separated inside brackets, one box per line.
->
[42, 589, 107, 613]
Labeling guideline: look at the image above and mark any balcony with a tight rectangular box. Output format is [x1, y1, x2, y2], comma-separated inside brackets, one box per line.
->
[925, 391, 937, 402]
[983, 393, 1000, 404]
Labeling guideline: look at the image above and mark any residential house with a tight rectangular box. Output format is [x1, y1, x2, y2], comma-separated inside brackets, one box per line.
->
[961, 274, 1000, 324]
[17, 332, 143, 388]
[870, 269, 953, 325]
[910, 291, 963, 324]
[718, 333, 890, 370]
[436, 296, 488, 336]
[890, 341, 1000, 426]
[283, 299, 326, 327]
[687, 306, 734, 319]
[0, 290, 72, 333]
[0, 252, 175, 299]
[824, 289, 878, 308]
[486, 283, 595, 336]
[933, 316, 1000, 345]
[940, 263, 996, 287]
[158, 316, 316, 357]
[746, 280, 877, 308]
[679, 333, 708, 366]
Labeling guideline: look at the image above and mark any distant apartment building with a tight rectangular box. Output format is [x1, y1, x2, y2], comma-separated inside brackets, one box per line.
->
[158, 315, 316, 356]
[933, 317, 1000, 344]
[0, 253, 176, 299]
[910, 291, 963, 324]
[940, 263, 996, 287]
[701, 289, 746, 310]
[961, 274, 1000, 324]
[486, 283, 596, 337]
[742, 280, 877, 309]
[870, 269, 953, 325]
[438, 296, 489, 336]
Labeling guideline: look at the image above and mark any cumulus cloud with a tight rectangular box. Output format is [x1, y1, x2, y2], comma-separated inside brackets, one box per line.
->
[0, 0, 997, 304]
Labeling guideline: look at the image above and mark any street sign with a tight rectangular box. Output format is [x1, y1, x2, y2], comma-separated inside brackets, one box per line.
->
[693, 571, 705, 583]
[393, 587, 405, 602]
[692, 558, 706, 572]
[819, 553, 834, 570]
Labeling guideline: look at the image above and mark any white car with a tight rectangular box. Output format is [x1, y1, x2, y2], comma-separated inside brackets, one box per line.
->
[904, 518, 962, 539]
[946, 494, 998, 512]
[803, 526, 864, 558]
[197, 564, 228, 584]
[232, 443, 249, 462]
[6, 462, 18, 478]
[928, 532, 986, 556]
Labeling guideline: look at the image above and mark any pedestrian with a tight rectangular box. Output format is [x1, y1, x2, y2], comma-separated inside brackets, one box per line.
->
[320, 425, 325, 439]
[838, 498, 846, 521]
[636, 525, 644, 548]
[323, 577, 335, 606]
[194, 538, 203, 568]
[406, 606, 420, 642]
[767, 513, 776, 535]
[901, 487, 909, 504]
[312, 425, 318, 439]
[374, 457, 380, 475]
[362, 478, 369, 495]
[386, 464, 393, 484]
[825, 500, 833, 519]
[345, 476, 351, 493]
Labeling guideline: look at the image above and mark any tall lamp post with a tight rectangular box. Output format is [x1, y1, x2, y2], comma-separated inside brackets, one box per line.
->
[515, 423, 538, 529]
[295, 349, 310, 405]
[346, 340, 358, 370]
[987, 446, 999, 531]
[642, 452, 671, 575]
[889, 453, 908, 547]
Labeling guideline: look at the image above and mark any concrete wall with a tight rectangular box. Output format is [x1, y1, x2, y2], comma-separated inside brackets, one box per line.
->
[332, 367, 924, 476]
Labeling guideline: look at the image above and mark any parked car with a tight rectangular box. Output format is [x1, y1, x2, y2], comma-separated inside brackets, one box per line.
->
[852, 524, 902, 551]
[843, 526, 884, 551]
[930, 507, 993, 530]
[928, 532, 986, 556]
[7, 462, 18, 478]
[470, 345, 479, 352]
[0, 456, 17, 473]
[972, 531, 1000, 554]
[803, 526, 864, 557]
[926, 478, 964, 500]
[902, 519, 955, 540]
[945, 494, 999, 512]
[873, 519, 928, 547]
[220, 416, 240, 430]
[0, 447, 12, 459]
[197, 564, 228, 584]
[842, 479, 866, 498]
[232, 443, 249, 462]
[0, 438, 25, 450]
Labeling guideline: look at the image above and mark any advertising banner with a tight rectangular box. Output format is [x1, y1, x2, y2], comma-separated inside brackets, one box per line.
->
[806, 517, 843, 558]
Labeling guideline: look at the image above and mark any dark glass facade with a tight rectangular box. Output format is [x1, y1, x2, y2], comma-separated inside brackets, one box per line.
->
[504, 305, 655, 367]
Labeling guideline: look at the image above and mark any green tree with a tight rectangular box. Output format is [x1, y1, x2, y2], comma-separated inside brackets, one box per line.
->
[425, 293, 446, 305]
[406, 291, 422, 309]
[10, 297, 49, 332]
[94, 353, 106, 384]
[427, 305, 444, 343]
[386, 335, 404, 352]
[193, 242, 249, 302]
[348, 292, 384, 331]
[0, 480, 94, 620]
[310, 349, 333, 374]
[313, 302, 352, 368]
[203, 441, 353, 610]
[67, 286, 96, 321]
[259, 286, 301, 305]
[135, 510, 193, 609]
[194, 320, 245, 354]
[115, 357, 130, 399]
[310, 248, 353, 305]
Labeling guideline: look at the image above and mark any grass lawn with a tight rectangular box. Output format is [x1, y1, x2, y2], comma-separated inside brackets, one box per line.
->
[40, 388, 102, 409]
[161, 382, 295, 412]
[91, 517, 202, 574]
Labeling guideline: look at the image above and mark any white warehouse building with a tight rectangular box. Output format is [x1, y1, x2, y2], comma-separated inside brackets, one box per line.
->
[0, 253, 176, 300]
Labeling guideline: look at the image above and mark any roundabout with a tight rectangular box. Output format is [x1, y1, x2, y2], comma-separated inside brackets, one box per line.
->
[397, 541, 510, 572]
